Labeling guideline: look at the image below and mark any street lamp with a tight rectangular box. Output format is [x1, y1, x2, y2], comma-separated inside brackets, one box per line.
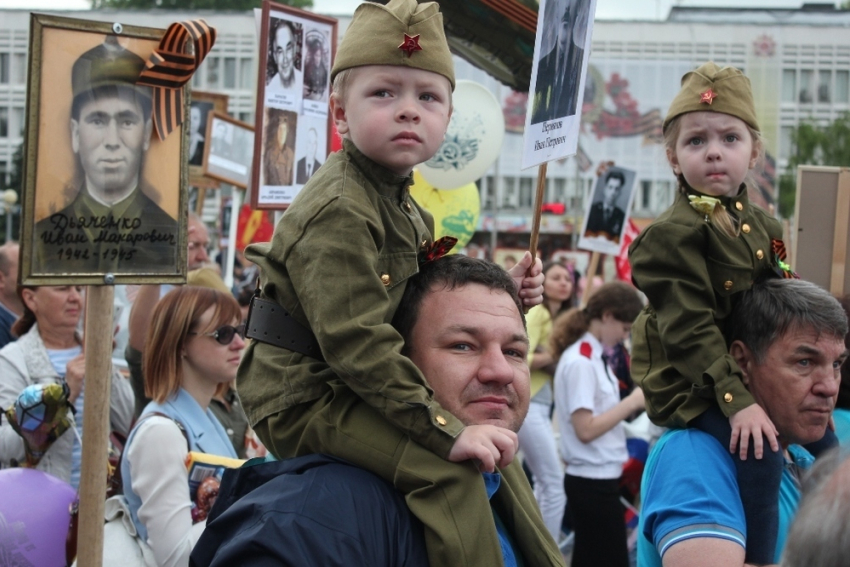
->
[3, 189, 18, 243]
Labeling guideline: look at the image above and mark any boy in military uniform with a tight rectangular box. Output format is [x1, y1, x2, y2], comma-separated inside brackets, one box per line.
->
[34, 36, 178, 275]
[239, 1, 554, 565]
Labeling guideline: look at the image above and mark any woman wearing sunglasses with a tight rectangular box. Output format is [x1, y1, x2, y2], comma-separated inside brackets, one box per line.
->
[119, 286, 245, 567]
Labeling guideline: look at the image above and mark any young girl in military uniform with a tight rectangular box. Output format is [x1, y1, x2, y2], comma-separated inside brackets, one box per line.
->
[629, 62, 797, 565]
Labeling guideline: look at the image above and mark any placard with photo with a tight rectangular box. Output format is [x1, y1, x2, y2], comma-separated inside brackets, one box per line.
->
[253, 0, 337, 209]
[20, 14, 188, 285]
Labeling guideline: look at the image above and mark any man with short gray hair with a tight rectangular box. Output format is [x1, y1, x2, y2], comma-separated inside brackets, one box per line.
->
[638, 277, 848, 567]
[0, 241, 21, 348]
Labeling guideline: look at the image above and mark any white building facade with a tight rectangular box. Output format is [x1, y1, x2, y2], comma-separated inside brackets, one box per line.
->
[0, 5, 847, 259]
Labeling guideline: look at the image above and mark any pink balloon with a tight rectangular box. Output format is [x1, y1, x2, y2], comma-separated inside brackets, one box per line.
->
[0, 468, 76, 567]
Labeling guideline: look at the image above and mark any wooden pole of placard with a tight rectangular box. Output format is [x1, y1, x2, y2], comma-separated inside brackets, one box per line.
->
[76, 285, 114, 567]
[527, 162, 548, 264]
[526, 162, 548, 313]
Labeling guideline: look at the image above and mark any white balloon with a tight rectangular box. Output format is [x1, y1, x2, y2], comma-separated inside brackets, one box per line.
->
[419, 80, 505, 189]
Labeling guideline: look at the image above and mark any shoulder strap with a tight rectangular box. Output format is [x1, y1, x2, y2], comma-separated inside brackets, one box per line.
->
[134, 411, 190, 450]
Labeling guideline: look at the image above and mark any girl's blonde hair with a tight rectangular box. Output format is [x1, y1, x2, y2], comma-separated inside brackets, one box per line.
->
[549, 281, 643, 358]
[664, 113, 765, 240]
[143, 286, 242, 403]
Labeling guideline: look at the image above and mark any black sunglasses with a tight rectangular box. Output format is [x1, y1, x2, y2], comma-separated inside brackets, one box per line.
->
[190, 324, 246, 345]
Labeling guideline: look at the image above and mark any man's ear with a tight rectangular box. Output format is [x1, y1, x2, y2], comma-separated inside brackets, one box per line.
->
[329, 93, 349, 136]
[71, 119, 80, 155]
[729, 340, 753, 385]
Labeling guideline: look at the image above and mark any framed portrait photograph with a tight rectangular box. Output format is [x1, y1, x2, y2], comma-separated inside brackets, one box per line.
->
[521, 0, 597, 169]
[203, 112, 255, 189]
[577, 165, 637, 256]
[189, 91, 228, 188]
[20, 14, 188, 285]
[252, 0, 337, 209]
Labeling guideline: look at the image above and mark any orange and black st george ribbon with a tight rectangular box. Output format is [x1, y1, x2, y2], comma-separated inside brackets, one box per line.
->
[137, 19, 217, 141]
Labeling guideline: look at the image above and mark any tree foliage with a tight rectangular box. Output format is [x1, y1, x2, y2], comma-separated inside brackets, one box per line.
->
[90, 0, 312, 10]
[777, 111, 850, 218]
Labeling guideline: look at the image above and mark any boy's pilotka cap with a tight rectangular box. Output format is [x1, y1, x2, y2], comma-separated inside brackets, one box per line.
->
[664, 61, 759, 133]
[331, 0, 455, 89]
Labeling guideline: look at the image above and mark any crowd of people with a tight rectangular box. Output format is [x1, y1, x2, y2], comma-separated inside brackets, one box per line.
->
[2, 0, 850, 566]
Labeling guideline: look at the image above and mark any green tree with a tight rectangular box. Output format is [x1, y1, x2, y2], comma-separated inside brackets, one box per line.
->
[777, 111, 850, 218]
[91, 0, 312, 9]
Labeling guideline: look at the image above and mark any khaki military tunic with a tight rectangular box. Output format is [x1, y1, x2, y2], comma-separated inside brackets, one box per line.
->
[240, 138, 463, 458]
[629, 186, 783, 428]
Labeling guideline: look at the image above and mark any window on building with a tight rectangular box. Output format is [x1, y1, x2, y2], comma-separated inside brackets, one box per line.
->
[640, 180, 652, 209]
[519, 177, 533, 208]
[553, 177, 566, 203]
[224, 58, 237, 89]
[501, 177, 517, 209]
[779, 126, 794, 161]
[193, 69, 203, 88]
[655, 180, 673, 209]
[207, 57, 220, 89]
[0, 108, 8, 138]
[240, 58, 254, 89]
[238, 111, 254, 124]
[0, 162, 8, 187]
[13, 53, 26, 84]
[482, 176, 495, 209]
[799, 69, 813, 103]
[0, 54, 9, 84]
[836, 70, 849, 104]
[818, 70, 831, 103]
[782, 69, 796, 103]
[11, 107, 24, 137]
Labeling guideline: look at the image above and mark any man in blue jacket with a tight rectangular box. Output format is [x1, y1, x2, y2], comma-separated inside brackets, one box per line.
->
[190, 255, 563, 567]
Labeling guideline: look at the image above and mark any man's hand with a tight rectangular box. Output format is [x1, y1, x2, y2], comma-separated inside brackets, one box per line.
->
[507, 251, 544, 308]
[65, 352, 86, 403]
[729, 403, 779, 460]
[448, 425, 519, 473]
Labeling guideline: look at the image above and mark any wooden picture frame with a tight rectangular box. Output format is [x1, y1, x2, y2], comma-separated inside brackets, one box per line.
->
[252, 0, 337, 209]
[189, 90, 228, 189]
[792, 166, 850, 297]
[203, 111, 255, 189]
[20, 13, 187, 285]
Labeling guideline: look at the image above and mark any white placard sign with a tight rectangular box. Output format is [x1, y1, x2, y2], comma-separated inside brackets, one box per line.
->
[521, 0, 596, 170]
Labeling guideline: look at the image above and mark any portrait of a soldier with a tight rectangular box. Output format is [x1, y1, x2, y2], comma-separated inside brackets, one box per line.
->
[34, 35, 178, 275]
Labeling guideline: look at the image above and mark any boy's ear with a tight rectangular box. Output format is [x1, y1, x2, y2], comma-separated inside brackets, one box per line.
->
[329, 93, 349, 136]
[666, 147, 680, 175]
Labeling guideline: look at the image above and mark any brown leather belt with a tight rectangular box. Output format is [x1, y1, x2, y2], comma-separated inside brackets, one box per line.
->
[245, 296, 325, 362]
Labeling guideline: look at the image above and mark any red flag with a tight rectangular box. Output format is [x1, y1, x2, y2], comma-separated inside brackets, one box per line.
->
[615, 219, 640, 283]
[236, 204, 274, 252]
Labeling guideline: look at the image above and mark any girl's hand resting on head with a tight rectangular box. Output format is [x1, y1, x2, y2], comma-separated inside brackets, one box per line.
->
[729, 404, 779, 460]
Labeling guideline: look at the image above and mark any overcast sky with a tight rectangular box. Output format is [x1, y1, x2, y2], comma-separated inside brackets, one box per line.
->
[0, 0, 819, 20]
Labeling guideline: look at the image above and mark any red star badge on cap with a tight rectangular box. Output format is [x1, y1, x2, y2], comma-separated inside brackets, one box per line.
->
[700, 88, 717, 105]
[398, 34, 422, 58]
